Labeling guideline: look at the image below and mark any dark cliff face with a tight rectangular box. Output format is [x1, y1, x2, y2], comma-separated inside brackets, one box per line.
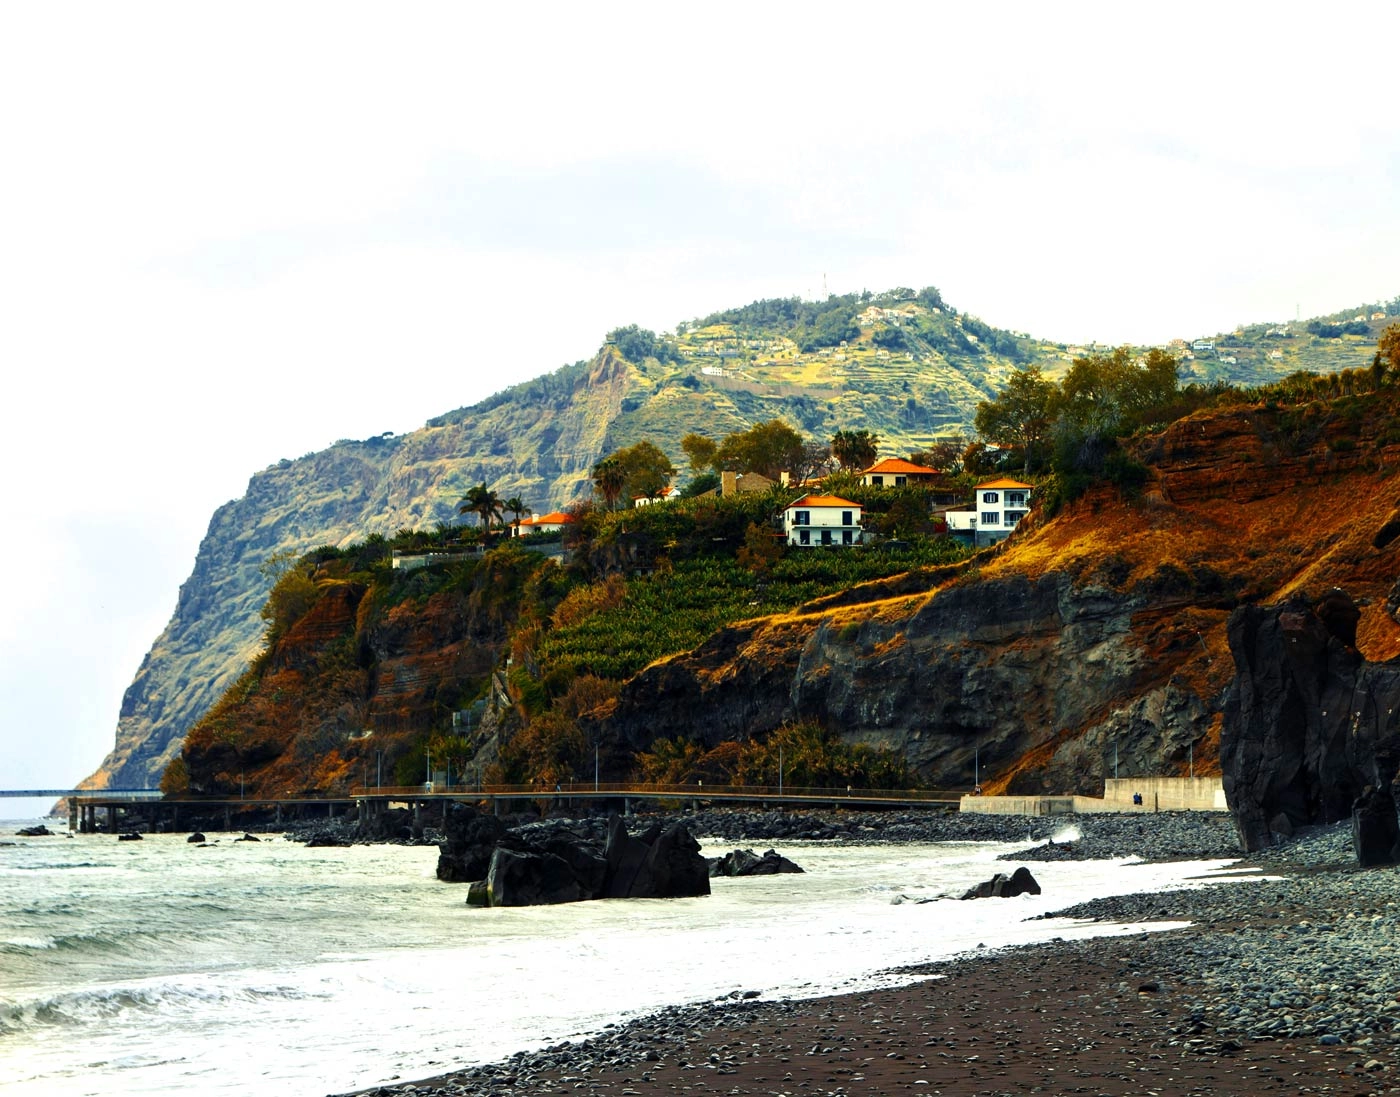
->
[593, 571, 1217, 793]
[1221, 591, 1400, 853]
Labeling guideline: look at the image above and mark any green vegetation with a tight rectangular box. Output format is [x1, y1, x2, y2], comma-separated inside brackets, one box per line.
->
[635, 721, 915, 789]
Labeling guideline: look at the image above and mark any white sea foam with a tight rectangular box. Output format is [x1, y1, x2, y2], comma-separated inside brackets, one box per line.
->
[0, 826, 1254, 1097]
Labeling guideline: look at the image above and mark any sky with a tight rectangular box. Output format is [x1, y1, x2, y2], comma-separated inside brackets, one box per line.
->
[2, 2, 1398, 819]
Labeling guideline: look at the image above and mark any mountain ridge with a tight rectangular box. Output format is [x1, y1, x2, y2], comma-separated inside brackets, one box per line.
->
[80, 289, 1398, 792]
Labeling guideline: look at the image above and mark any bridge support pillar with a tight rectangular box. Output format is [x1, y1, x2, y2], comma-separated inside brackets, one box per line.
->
[223, 805, 232, 831]
[328, 802, 335, 819]
[106, 805, 117, 833]
[624, 797, 631, 816]
[413, 801, 422, 826]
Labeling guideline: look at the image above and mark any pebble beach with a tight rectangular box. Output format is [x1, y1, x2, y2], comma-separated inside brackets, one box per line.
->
[335, 811, 1399, 1097]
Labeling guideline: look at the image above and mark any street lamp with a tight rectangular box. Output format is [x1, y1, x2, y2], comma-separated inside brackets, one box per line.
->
[778, 745, 784, 795]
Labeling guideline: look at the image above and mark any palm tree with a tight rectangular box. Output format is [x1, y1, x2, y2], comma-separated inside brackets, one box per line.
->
[591, 457, 626, 511]
[503, 496, 531, 536]
[458, 483, 503, 536]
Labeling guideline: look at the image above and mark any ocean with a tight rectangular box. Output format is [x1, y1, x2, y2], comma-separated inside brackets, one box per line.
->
[0, 819, 1249, 1097]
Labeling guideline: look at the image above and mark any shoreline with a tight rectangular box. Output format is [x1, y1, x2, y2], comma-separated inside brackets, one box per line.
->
[334, 815, 1400, 1097]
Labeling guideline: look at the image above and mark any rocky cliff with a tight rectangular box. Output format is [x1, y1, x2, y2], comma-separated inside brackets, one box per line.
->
[586, 395, 1400, 792]
[84, 350, 635, 791]
[83, 294, 1394, 793]
[1221, 590, 1400, 858]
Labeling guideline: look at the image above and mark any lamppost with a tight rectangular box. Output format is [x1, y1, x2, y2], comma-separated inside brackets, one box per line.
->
[594, 741, 599, 793]
[375, 750, 382, 791]
[778, 745, 784, 796]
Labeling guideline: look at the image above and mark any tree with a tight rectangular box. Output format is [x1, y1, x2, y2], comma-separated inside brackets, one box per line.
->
[794, 440, 833, 485]
[973, 365, 1056, 477]
[458, 483, 504, 533]
[831, 428, 880, 471]
[1374, 324, 1400, 386]
[503, 496, 531, 534]
[590, 457, 627, 511]
[736, 521, 782, 575]
[681, 432, 718, 476]
[715, 419, 805, 481]
[908, 437, 966, 473]
[620, 440, 676, 501]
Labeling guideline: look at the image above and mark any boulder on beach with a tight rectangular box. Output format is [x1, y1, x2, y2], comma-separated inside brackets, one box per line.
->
[960, 866, 1041, 900]
[707, 848, 805, 877]
[187, 832, 206, 844]
[17, 825, 53, 837]
[234, 833, 261, 842]
[463, 815, 710, 907]
[118, 832, 143, 841]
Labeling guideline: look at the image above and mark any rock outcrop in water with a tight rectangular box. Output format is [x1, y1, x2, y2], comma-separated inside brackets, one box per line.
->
[1221, 589, 1400, 859]
[450, 812, 710, 907]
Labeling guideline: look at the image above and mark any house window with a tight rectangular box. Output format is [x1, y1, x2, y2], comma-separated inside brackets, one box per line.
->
[799, 528, 810, 546]
[794, 510, 810, 526]
[1005, 491, 1027, 507]
[1004, 511, 1026, 527]
[842, 511, 853, 526]
[982, 491, 999, 504]
[821, 529, 833, 545]
[981, 512, 998, 526]
[895, 476, 906, 486]
[870, 475, 884, 486]
[842, 529, 853, 545]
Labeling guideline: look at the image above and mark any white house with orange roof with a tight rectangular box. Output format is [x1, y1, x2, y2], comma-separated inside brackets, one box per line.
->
[782, 494, 863, 547]
[945, 478, 1032, 547]
[860, 457, 947, 487]
[512, 511, 577, 537]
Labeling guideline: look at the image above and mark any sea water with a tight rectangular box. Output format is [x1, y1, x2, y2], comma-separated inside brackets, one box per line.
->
[0, 820, 1247, 1097]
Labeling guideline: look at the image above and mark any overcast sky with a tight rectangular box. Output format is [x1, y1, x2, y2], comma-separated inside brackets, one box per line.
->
[3, 2, 1397, 818]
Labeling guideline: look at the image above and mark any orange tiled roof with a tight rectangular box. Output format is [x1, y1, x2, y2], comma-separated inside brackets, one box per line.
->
[519, 511, 576, 526]
[786, 494, 861, 509]
[975, 478, 1033, 490]
[862, 458, 941, 475]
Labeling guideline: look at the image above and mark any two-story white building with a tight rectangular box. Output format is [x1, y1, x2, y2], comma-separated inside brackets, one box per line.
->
[945, 478, 1032, 547]
[782, 494, 863, 547]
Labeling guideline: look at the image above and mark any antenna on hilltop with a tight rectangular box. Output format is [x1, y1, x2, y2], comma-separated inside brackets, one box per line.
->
[823, 272, 828, 298]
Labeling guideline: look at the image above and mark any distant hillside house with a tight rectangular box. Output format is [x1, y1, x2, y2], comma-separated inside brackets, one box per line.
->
[946, 478, 1032, 548]
[861, 457, 943, 487]
[632, 486, 682, 507]
[512, 511, 577, 536]
[783, 494, 863, 548]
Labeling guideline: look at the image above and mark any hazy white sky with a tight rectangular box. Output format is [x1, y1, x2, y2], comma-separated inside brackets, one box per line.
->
[3, 2, 1397, 815]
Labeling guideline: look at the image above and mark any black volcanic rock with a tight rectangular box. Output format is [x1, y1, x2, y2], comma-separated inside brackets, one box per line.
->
[436, 807, 509, 883]
[463, 816, 709, 907]
[708, 848, 805, 877]
[960, 866, 1041, 899]
[1352, 785, 1400, 866]
[1221, 590, 1400, 857]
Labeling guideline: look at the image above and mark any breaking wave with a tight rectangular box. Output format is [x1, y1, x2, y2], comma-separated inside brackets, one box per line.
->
[0, 980, 318, 1035]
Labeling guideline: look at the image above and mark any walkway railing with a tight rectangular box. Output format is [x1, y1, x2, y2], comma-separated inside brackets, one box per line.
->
[348, 782, 961, 804]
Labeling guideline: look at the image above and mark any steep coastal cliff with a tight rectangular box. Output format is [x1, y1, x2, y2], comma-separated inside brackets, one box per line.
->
[587, 396, 1400, 792]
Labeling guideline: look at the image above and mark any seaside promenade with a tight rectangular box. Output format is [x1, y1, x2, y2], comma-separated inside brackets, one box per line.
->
[1, 783, 963, 833]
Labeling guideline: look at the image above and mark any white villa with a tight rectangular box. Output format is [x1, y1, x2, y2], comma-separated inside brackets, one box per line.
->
[945, 479, 1032, 547]
[782, 494, 863, 547]
[512, 511, 577, 536]
[860, 457, 945, 487]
